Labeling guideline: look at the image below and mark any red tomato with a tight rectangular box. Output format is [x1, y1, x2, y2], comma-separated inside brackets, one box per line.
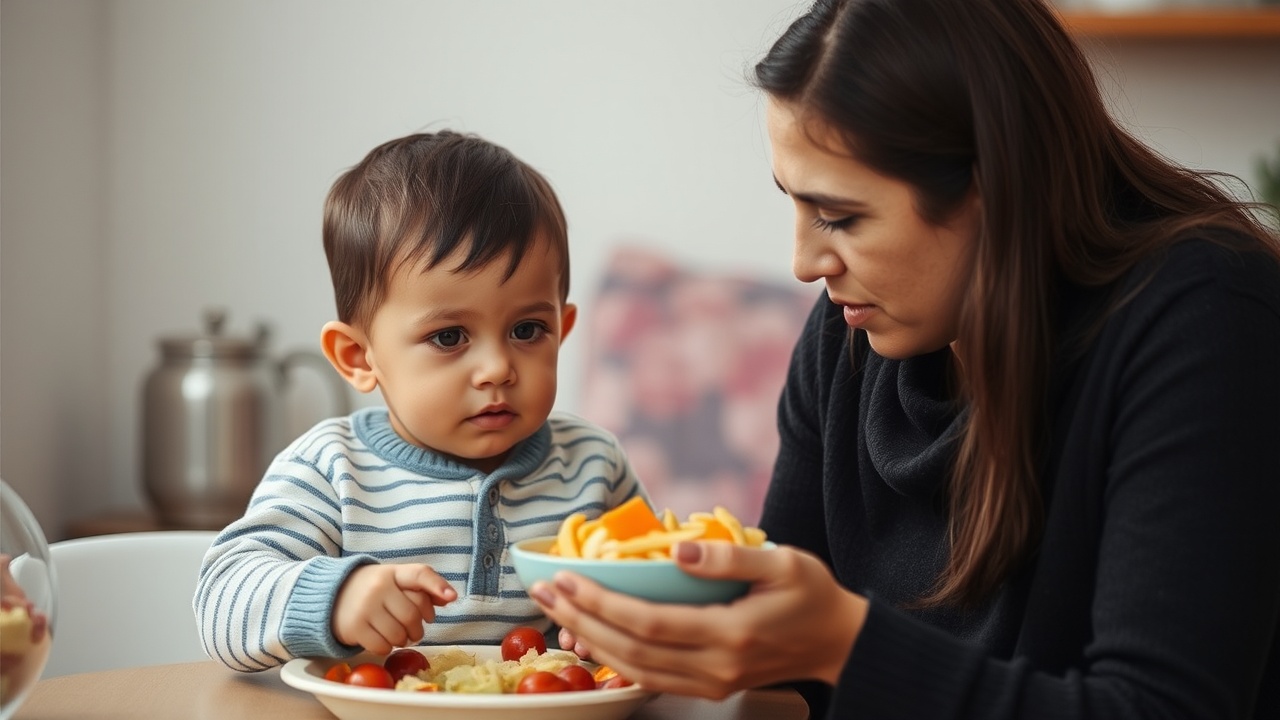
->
[383, 648, 430, 681]
[501, 626, 548, 662]
[598, 675, 634, 689]
[323, 662, 351, 683]
[556, 664, 596, 691]
[346, 662, 395, 689]
[516, 670, 572, 694]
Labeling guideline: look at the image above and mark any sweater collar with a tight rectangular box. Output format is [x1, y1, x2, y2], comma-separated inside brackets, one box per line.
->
[862, 347, 965, 501]
[352, 406, 550, 480]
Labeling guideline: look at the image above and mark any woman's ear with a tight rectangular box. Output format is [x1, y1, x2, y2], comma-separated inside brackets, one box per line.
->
[321, 321, 379, 393]
[559, 303, 578, 342]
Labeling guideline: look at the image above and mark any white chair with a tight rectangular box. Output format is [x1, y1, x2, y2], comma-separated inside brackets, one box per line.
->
[43, 530, 218, 677]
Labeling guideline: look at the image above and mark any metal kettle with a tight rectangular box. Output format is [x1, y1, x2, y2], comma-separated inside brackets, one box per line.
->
[141, 309, 350, 527]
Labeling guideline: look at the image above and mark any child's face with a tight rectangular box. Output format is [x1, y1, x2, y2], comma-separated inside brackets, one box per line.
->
[363, 237, 575, 472]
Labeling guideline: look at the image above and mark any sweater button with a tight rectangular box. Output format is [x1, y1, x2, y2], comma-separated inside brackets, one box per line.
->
[488, 523, 499, 541]
[487, 488, 499, 506]
[482, 553, 495, 569]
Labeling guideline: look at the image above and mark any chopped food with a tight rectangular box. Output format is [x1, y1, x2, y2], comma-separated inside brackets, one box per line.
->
[323, 626, 634, 694]
[383, 648, 429, 681]
[515, 670, 572, 693]
[556, 664, 596, 691]
[500, 626, 547, 662]
[347, 662, 395, 689]
[548, 503, 768, 560]
[0, 600, 52, 706]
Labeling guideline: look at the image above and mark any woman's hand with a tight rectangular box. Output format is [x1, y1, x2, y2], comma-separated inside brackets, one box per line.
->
[529, 541, 867, 699]
[559, 626, 590, 659]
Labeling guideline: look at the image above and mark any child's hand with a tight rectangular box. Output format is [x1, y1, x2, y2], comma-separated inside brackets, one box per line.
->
[332, 563, 457, 655]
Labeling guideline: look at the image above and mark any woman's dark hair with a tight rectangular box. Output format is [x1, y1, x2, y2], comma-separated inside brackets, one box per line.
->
[323, 131, 569, 328]
[755, 0, 1280, 607]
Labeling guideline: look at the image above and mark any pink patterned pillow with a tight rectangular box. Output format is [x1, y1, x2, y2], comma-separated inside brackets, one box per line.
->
[580, 246, 817, 525]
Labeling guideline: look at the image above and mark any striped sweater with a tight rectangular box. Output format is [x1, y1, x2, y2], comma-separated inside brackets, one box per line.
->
[194, 407, 646, 672]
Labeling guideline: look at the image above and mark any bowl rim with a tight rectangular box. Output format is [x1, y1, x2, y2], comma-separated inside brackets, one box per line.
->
[509, 535, 677, 567]
[509, 535, 775, 567]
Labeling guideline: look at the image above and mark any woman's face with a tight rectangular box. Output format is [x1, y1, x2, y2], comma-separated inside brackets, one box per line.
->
[766, 98, 981, 359]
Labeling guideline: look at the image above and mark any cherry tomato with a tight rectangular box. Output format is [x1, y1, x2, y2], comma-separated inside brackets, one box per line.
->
[516, 670, 572, 694]
[501, 626, 547, 662]
[323, 662, 352, 683]
[598, 675, 634, 689]
[556, 664, 596, 691]
[346, 662, 395, 689]
[383, 648, 430, 681]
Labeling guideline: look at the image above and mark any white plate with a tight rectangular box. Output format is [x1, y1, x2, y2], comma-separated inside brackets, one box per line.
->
[280, 645, 654, 720]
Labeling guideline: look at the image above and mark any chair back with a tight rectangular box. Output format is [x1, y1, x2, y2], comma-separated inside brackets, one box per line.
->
[43, 530, 217, 677]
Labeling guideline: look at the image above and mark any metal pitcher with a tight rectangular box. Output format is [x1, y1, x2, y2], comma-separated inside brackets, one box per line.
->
[141, 309, 350, 527]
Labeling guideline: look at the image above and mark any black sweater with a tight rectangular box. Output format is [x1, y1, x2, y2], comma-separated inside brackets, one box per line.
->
[761, 238, 1280, 720]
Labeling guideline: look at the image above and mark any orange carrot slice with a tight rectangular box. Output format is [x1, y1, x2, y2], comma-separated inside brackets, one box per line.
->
[599, 497, 664, 541]
[697, 518, 736, 542]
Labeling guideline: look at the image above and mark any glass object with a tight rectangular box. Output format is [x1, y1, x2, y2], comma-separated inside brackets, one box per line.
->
[0, 480, 56, 720]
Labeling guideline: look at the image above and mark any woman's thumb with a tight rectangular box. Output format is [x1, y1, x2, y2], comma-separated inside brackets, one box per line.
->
[672, 541, 776, 582]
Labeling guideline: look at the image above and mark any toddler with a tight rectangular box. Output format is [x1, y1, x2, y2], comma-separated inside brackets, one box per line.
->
[195, 131, 648, 671]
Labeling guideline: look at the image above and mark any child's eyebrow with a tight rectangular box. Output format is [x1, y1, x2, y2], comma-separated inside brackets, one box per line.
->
[409, 301, 560, 329]
[515, 301, 559, 316]
[408, 308, 476, 329]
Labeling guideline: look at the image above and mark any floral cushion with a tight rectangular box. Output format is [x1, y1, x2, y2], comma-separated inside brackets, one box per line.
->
[579, 246, 818, 525]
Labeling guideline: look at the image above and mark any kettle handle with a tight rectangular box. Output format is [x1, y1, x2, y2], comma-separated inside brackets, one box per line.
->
[278, 351, 353, 417]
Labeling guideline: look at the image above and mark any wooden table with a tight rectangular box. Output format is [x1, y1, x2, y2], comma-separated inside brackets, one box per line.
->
[12, 661, 809, 719]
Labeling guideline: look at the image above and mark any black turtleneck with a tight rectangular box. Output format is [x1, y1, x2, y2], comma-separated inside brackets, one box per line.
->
[761, 237, 1280, 720]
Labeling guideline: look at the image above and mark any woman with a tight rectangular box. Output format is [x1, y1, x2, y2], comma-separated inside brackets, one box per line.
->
[529, 0, 1280, 717]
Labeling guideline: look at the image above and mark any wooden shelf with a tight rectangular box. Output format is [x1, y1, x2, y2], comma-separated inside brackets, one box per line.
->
[1059, 7, 1280, 37]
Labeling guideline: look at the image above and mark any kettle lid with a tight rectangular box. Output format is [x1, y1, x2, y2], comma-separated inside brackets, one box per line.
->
[158, 308, 267, 360]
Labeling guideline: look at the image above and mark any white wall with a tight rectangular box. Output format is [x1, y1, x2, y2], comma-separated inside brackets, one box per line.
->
[3, 0, 1278, 540]
[1082, 37, 1280, 196]
[1, 0, 110, 537]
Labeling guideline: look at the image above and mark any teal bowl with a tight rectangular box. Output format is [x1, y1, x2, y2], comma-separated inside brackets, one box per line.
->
[510, 536, 759, 605]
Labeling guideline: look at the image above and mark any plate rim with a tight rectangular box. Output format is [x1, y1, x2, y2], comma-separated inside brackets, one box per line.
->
[279, 644, 652, 709]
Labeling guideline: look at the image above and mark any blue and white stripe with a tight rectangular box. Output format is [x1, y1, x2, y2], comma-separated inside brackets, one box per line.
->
[194, 407, 646, 671]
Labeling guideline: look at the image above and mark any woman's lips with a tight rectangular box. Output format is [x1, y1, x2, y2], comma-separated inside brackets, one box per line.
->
[842, 304, 877, 328]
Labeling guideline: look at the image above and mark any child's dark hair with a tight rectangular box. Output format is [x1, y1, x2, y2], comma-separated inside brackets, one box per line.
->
[323, 131, 569, 327]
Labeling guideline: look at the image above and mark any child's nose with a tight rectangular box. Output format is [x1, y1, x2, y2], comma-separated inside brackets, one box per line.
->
[473, 347, 516, 387]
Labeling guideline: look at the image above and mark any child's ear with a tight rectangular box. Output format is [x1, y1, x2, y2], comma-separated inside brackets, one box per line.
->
[559, 303, 578, 342]
[320, 321, 379, 393]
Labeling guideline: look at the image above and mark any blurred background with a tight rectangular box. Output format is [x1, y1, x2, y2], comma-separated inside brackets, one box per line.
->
[2, 0, 1278, 539]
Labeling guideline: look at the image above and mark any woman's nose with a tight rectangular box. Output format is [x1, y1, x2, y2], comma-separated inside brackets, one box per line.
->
[792, 225, 842, 284]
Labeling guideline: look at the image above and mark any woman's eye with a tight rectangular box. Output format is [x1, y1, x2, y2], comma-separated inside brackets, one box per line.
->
[511, 321, 548, 342]
[427, 328, 466, 349]
[811, 214, 858, 232]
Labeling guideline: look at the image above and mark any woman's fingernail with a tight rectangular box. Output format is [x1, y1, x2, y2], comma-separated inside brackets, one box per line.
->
[554, 573, 578, 596]
[675, 542, 702, 564]
[529, 582, 555, 608]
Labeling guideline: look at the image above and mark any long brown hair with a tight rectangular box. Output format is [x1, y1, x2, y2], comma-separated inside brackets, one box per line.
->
[755, 0, 1280, 606]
